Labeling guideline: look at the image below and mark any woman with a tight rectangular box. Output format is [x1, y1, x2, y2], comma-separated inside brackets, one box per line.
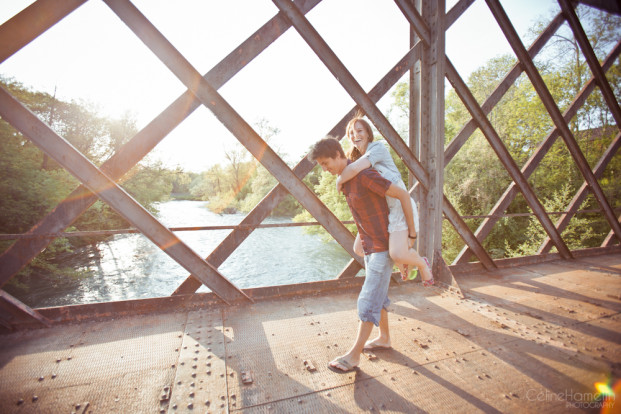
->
[336, 116, 434, 286]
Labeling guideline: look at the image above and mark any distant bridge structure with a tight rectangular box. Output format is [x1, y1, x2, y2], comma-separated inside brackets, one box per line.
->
[0, 0, 620, 330]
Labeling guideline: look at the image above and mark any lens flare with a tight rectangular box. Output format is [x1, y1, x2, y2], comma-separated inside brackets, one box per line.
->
[597, 378, 620, 414]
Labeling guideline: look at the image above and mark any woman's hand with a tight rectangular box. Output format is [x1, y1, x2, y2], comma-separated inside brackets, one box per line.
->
[408, 233, 417, 249]
[336, 176, 344, 193]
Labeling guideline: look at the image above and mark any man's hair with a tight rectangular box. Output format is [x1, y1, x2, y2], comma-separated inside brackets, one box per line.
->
[308, 136, 345, 161]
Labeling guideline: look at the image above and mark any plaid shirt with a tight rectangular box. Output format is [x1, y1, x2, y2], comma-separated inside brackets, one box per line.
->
[342, 165, 392, 255]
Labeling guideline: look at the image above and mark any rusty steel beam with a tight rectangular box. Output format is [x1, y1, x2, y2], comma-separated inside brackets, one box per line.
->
[486, 0, 621, 242]
[445, 0, 476, 30]
[276, 0, 496, 269]
[445, 58, 573, 259]
[444, 12, 566, 166]
[103, 0, 363, 267]
[173, 42, 424, 295]
[0, 290, 51, 328]
[0, 0, 321, 284]
[396, 0, 496, 269]
[0, 87, 251, 304]
[273, 0, 429, 194]
[442, 194, 497, 269]
[559, 0, 621, 126]
[0, 0, 87, 64]
[394, 0, 431, 45]
[455, 40, 621, 263]
[602, 215, 621, 246]
[576, 0, 621, 16]
[538, 131, 621, 253]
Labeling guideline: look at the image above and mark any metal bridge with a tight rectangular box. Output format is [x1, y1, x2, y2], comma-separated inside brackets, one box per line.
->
[0, 0, 620, 412]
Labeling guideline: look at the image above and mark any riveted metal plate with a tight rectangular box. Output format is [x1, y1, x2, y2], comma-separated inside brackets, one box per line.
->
[1, 254, 619, 413]
[167, 309, 227, 413]
[0, 312, 185, 413]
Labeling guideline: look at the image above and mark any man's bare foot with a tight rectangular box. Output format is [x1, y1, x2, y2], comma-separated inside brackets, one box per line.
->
[363, 337, 392, 350]
[328, 355, 359, 373]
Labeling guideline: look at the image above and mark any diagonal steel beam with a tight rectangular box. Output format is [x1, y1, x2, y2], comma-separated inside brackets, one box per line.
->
[445, 0, 476, 30]
[559, 0, 621, 126]
[394, 0, 431, 45]
[274, 0, 497, 269]
[486, 0, 621, 242]
[173, 42, 424, 294]
[538, 131, 621, 253]
[602, 215, 621, 247]
[0, 0, 87, 64]
[444, 12, 566, 166]
[455, 41, 621, 263]
[0, 290, 51, 328]
[0, 86, 251, 304]
[103, 0, 363, 266]
[274, 0, 429, 197]
[0, 0, 322, 284]
[445, 58, 573, 259]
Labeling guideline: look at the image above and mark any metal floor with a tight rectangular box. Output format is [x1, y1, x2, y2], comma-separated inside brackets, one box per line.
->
[1, 253, 620, 413]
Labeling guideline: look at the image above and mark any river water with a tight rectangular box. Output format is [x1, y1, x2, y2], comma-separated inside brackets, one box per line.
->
[18, 200, 355, 308]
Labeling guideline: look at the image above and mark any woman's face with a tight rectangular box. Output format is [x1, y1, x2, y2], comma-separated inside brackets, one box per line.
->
[349, 121, 371, 154]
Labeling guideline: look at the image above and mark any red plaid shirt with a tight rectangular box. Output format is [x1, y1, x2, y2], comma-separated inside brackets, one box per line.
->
[342, 165, 392, 254]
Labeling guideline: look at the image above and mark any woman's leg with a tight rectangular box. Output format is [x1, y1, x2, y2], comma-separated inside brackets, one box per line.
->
[388, 230, 433, 282]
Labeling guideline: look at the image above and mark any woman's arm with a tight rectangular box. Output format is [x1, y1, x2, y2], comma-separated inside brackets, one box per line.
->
[336, 157, 371, 192]
[385, 184, 417, 247]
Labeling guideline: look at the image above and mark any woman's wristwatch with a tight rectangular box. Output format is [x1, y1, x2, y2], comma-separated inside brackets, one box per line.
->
[408, 233, 417, 240]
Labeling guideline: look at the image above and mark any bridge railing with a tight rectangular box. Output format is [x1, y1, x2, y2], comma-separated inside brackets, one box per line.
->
[0, 0, 619, 329]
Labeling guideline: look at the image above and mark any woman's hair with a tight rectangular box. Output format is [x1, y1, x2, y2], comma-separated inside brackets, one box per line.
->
[345, 116, 374, 161]
[308, 136, 345, 161]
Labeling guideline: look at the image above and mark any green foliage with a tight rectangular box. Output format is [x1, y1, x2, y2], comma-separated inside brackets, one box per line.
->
[188, 119, 303, 217]
[0, 77, 174, 287]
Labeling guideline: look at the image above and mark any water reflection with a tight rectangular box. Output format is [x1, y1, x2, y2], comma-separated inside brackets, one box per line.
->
[16, 200, 355, 307]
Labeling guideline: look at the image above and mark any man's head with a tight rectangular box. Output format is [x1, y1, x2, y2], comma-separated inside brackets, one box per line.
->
[308, 136, 347, 176]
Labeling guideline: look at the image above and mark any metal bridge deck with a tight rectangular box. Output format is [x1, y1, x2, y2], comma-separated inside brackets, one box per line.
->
[0, 253, 620, 413]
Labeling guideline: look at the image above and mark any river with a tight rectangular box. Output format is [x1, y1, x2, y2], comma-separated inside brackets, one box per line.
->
[16, 200, 356, 308]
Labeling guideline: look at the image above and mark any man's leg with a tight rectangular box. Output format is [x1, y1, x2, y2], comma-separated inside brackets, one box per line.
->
[365, 308, 391, 349]
[329, 320, 374, 371]
[329, 251, 392, 371]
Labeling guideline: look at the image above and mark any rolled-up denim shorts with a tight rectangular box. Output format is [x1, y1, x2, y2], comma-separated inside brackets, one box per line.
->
[358, 251, 393, 326]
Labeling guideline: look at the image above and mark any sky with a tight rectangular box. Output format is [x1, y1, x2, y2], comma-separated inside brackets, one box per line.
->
[0, 0, 560, 172]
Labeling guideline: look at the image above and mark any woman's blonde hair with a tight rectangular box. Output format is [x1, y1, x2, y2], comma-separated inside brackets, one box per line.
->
[345, 115, 374, 161]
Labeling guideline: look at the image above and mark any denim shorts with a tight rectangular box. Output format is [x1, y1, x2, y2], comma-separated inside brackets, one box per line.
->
[358, 251, 393, 326]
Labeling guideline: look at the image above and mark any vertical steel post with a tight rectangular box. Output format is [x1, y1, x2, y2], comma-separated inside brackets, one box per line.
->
[427, 0, 446, 261]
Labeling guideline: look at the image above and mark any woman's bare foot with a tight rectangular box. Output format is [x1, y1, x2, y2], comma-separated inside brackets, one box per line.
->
[421, 257, 435, 287]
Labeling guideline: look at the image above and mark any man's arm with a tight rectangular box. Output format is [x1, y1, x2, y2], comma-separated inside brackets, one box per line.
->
[385, 184, 416, 245]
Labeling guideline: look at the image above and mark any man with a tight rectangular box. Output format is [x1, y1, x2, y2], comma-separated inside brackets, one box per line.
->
[308, 136, 417, 373]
